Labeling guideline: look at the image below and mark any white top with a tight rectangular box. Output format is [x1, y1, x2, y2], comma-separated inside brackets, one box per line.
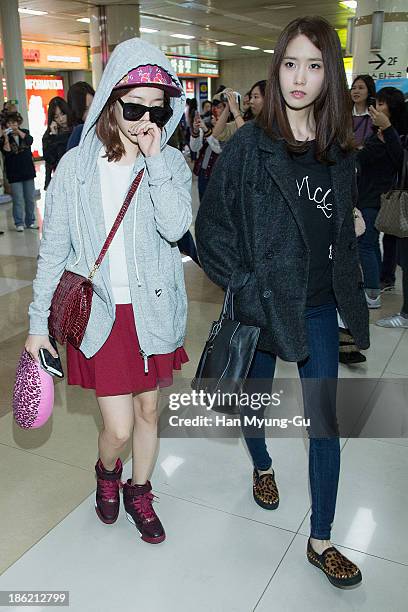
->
[352, 105, 370, 117]
[98, 150, 133, 303]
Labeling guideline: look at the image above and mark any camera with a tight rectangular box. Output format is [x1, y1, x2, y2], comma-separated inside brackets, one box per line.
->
[4, 127, 13, 135]
[220, 91, 241, 105]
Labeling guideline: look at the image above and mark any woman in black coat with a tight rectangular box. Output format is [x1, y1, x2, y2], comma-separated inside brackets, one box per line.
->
[196, 16, 368, 589]
[42, 97, 73, 189]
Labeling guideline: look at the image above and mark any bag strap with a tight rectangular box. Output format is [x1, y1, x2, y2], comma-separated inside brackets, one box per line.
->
[398, 148, 408, 191]
[88, 169, 144, 280]
[220, 271, 250, 321]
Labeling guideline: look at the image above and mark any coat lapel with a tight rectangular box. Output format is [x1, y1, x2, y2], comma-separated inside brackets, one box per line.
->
[329, 145, 355, 245]
[258, 132, 309, 250]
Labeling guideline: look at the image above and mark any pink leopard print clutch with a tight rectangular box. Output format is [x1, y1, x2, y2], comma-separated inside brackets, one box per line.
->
[13, 350, 54, 429]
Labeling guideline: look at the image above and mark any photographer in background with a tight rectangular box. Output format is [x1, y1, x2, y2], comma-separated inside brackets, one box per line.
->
[0, 112, 36, 232]
[211, 88, 244, 143]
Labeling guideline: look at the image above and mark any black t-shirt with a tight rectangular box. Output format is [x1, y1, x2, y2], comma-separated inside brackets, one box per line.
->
[291, 142, 335, 307]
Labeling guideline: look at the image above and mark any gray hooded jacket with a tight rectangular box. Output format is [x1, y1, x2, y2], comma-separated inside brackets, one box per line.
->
[29, 38, 192, 362]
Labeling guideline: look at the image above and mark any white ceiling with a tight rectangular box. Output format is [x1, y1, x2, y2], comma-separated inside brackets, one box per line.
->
[16, 0, 355, 60]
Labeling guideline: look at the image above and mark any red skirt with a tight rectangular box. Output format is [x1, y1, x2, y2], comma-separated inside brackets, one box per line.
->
[67, 304, 188, 396]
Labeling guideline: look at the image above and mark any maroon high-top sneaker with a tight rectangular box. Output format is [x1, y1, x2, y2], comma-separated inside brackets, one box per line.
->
[123, 480, 166, 544]
[94, 458, 123, 524]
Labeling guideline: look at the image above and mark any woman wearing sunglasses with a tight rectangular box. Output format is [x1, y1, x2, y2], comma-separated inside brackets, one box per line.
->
[25, 39, 192, 544]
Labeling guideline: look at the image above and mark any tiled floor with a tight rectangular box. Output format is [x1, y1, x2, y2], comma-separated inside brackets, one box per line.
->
[0, 168, 407, 611]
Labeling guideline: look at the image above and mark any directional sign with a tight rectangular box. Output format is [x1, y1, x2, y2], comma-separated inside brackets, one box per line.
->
[369, 53, 386, 71]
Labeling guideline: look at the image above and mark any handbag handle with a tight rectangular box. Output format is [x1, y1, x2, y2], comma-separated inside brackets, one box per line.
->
[398, 148, 408, 191]
[88, 169, 144, 280]
[220, 271, 251, 321]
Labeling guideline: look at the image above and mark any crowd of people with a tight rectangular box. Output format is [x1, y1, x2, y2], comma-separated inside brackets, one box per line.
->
[1, 14, 407, 591]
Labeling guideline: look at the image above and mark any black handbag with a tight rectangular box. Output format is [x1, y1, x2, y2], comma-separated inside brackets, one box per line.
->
[192, 274, 260, 412]
[375, 148, 408, 238]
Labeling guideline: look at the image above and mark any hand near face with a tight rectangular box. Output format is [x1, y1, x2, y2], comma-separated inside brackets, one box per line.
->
[49, 121, 58, 135]
[193, 114, 201, 131]
[133, 120, 161, 157]
[225, 89, 239, 114]
[368, 106, 391, 130]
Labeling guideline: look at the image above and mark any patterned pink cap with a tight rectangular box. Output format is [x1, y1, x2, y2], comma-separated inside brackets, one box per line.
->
[114, 64, 182, 97]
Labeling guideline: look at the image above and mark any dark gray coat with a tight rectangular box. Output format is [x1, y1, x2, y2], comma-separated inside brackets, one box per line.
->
[195, 122, 370, 362]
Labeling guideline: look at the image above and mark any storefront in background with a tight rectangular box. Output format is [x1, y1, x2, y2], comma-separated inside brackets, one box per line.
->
[0, 40, 89, 74]
[167, 56, 219, 109]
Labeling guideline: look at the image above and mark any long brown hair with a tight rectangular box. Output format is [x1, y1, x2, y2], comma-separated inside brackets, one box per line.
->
[258, 16, 355, 162]
[96, 87, 171, 162]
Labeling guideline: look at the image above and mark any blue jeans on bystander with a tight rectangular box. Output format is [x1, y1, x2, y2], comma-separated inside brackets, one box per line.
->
[10, 179, 36, 227]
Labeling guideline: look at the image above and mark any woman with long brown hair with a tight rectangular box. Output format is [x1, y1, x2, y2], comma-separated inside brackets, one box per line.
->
[196, 16, 368, 588]
[42, 96, 74, 189]
[25, 38, 192, 544]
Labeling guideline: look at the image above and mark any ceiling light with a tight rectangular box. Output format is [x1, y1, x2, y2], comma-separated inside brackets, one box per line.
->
[263, 49, 275, 54]
[264, 4, 296, 8]
[170, 34, 195, 40]
[340, 1, 357, 9]
[216, 41, 236, 47]
[18, 8, 48, 16]
[140, 27, 159, 33]
[76, 17, 90, 24]
[242, 46, 260, 51]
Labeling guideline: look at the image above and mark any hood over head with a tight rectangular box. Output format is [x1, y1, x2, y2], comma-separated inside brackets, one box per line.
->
[76, 37, 185, 181]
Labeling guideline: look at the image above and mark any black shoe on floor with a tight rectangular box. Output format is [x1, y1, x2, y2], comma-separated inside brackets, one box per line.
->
[339, 351, 366, 365]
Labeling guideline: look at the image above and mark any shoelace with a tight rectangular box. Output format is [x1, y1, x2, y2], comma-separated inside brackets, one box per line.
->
[98, 478, 120, 502]
[131, 492, 158, 522]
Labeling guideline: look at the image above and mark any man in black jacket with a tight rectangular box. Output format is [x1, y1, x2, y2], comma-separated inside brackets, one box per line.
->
[0, 113, 37, 232]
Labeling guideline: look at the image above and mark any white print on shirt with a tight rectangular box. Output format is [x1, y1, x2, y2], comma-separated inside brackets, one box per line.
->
[329, 244, 333, 259]
[296, 175, 333, 219]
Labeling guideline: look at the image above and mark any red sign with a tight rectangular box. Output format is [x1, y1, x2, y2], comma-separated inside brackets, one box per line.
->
[182, 79, 195, 97]
[25, 75, 65, 158]
[23, 48, 40, 62]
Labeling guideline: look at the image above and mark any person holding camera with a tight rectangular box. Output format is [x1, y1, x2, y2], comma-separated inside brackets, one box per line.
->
[0, 113, 36, 232]
[211, 89, 244, 143]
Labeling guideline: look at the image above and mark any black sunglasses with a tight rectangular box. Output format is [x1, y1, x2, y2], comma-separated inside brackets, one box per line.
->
[117, 99, 173, 127]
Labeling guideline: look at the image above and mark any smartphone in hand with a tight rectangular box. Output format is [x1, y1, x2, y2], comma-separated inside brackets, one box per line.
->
[367, 96, 377, 109]
[39, 336, 64, 378]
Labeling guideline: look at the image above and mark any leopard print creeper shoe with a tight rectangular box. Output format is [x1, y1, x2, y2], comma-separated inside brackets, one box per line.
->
[307, 538, 362, 588]
[253, 468, 279, 510]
